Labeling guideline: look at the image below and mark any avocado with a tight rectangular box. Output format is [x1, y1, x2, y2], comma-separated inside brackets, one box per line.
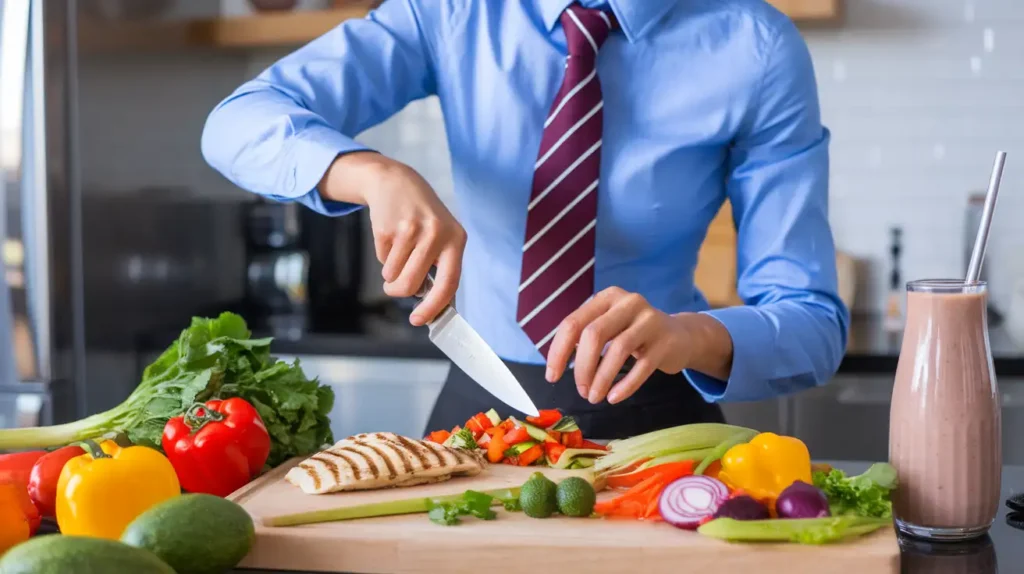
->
[556, 477, 597, 517]
[519, 473, 558, 518]
[121, 493, 255, 574]
[0, 535, 174, 574]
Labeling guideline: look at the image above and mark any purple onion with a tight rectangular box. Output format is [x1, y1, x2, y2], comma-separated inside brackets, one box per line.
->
[776, 480, 831, 519]
[658, 475, 731, 530]
[713, 495, 770, 521]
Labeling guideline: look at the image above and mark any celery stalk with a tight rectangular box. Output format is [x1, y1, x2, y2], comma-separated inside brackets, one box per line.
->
[596, 423, 756, 474]
[263, 487, 521, 527]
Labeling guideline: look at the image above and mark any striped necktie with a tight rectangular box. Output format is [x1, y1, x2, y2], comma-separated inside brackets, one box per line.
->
[517, 4, 616, 358]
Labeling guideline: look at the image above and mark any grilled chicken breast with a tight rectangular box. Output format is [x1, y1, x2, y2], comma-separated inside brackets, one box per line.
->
[285, 432, 485, 495]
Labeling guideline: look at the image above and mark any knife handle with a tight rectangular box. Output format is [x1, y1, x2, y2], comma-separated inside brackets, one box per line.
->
[414, 273, 435, 299]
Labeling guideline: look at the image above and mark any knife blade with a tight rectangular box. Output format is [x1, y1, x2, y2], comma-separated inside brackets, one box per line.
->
[416, 275, 540, 417]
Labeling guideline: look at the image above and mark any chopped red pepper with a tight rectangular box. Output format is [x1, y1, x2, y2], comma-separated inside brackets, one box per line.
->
[483, 426, 502, 437]
[498, 419, 515, 432]
[561, 429, 584, 448]
[503, 426, 530, 445]
[526, 409, 562, 429]
[426, 430, 451, 444]
[544, 442, 567, 464]
[546, 430, 562, 443]
[581, 439, 606, 451]
[517, 444, 544, 466]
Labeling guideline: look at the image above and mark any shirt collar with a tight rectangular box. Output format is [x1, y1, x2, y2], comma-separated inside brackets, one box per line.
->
[538, 0, 680, 42]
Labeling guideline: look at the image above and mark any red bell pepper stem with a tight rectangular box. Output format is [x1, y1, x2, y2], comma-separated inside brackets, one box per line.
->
[162, 398, 271, 497]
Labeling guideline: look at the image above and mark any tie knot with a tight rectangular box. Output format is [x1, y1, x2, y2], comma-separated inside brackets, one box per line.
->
[560, 4, 617, 58]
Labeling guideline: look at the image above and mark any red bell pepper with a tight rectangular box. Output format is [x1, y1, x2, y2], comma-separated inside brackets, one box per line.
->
[426, 430, 451, 444]
[0, 451, 46, 492]
[526, 409, 562, 429]
[27, 445, 84, 517]
[561, 429, 584, 448]
[544, 442, 567, 465]
[581, 439, 606, 451]
[502, 426, 530, 445]
[162, 398, 271, 497]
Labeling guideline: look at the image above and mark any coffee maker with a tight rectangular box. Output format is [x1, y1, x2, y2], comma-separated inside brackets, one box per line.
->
[244, 200, 365, 338]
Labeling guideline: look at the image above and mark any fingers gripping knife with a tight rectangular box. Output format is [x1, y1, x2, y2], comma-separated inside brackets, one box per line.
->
[415, 275, 540, 417]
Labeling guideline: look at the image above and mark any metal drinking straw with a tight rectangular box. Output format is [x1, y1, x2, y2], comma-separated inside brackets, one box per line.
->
[966, 151, 1007, 283]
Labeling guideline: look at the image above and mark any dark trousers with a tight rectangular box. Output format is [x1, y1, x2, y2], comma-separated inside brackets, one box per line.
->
[426, 360, 724, 439]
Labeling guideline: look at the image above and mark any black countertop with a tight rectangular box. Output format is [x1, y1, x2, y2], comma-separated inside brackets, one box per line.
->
[207, 313, 1024, 377]
[231, 461, 1021, 574]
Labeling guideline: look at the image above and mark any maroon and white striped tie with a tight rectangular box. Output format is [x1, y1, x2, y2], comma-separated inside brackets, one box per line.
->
[517, 4, 616, 358]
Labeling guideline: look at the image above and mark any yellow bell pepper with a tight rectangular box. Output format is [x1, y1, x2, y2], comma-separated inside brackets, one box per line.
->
[718, 432, 812, 505]
[56, 439, 180, 540]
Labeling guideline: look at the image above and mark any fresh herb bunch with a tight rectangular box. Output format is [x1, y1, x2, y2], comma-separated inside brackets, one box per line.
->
[0, 312, 334, 468]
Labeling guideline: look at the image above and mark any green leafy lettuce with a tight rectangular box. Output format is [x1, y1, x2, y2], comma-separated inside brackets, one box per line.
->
[0, 312, 334, 468]
[812, 462, 899, 519]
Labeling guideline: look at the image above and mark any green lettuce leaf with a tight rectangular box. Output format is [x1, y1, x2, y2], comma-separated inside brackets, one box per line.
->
[812, 462, 899, 519]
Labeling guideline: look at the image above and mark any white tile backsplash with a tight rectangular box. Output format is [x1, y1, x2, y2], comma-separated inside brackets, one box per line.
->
[807, 0, 1024, 313]
[78, 0, 1024, 316]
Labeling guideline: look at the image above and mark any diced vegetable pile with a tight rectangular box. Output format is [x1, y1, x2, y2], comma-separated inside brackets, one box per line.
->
[425, 409, 606, 469]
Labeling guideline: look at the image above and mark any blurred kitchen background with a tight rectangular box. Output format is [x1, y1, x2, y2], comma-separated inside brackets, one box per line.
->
[3, 0, 1024, 462]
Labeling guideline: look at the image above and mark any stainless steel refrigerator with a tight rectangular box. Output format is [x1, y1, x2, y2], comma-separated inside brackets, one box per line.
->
[1, 0, 248, 431]
[1, 0, 79, 428]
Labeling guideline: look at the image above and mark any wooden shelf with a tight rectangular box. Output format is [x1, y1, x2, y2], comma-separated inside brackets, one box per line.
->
[770, 0, 842, 22]
[80, 0, 839, 53]
[78, 6, 372, 53]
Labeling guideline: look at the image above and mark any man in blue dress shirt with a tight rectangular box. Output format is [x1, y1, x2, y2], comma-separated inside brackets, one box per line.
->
[202, 0, 849, 437]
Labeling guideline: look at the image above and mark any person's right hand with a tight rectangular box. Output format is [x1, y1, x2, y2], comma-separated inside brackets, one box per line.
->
[319, 152, 466, 326]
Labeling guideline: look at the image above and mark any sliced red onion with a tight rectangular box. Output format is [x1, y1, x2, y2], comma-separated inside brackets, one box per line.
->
[658, 475, 731, 530]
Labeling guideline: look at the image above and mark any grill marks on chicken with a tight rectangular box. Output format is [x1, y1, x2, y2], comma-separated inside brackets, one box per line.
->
[286, 432, 484, 495]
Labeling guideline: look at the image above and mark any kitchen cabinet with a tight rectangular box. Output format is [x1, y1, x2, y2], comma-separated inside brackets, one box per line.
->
[79, 0, 841, 53]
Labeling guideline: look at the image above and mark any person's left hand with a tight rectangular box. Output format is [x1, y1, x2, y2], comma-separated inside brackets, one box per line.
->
[544, 287, 731, 405]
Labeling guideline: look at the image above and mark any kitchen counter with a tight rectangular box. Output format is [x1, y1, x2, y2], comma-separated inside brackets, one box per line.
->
[232, 460, 1022, 574]
[213, 313, 1024, 377]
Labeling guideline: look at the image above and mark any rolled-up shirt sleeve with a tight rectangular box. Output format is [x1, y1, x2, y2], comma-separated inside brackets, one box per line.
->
[200, 0, 440, 216]
[684, 18, 850, 402]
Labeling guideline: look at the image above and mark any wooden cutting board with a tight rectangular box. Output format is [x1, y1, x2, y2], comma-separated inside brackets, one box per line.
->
[229, 459, 899, 573]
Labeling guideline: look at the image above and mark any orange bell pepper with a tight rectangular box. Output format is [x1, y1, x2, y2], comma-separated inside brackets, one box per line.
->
[0, 483, 32, 556]
[487, 429, 508, 464]
[517, 444, 544, 466]
[426, 430, 450, 444]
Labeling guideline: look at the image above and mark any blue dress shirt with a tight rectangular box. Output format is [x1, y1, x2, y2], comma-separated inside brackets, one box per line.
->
[201, 0, 850, 403]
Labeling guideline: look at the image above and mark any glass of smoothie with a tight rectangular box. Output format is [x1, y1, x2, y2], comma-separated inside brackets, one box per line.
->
[889, 279, 1001, 541]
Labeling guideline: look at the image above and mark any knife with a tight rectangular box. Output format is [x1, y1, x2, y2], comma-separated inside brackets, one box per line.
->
[415, 275, 540, 417]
